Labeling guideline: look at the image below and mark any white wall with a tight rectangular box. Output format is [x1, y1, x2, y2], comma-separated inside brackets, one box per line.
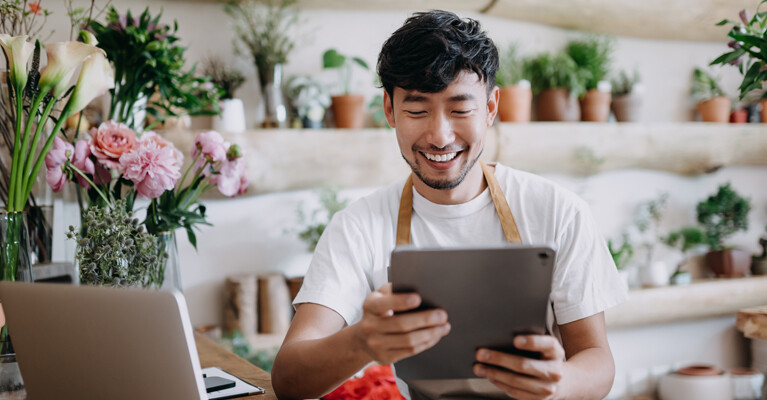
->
[38, 1, 744, 126]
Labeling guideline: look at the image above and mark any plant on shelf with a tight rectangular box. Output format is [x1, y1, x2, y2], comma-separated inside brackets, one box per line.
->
[495, 44, 532, 123]
[607, 235, 634, 271]
[90, 6, 219, 132]
[296, 186, 348, 252]
[225, 0, 299, 128]
[526, 52, 588, 121]
[203, 57, 247, 133]
[690, 67, 731, 122]
[286, 75, 330, 129]
[322, 48, 370, 129]
[663, 227, 707, 285]
[565, 36, 614, 122]
[610, 69, 643, 122]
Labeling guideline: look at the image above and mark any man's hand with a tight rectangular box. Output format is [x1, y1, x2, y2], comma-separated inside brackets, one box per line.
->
[473, 335, 567, 400]
[353, 283, 451, 364]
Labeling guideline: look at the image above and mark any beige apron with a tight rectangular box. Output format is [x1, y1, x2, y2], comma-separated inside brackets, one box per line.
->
[395, 161, 522, 400]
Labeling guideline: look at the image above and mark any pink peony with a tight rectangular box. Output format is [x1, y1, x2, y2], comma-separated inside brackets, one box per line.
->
[89, 120, 137, 170]
[211, 158, 247, 197]
[119, 140, 182, 199]
[140, 131, 183, 168]
[71, 140, 95, 189]
[237, 171, 249, 196]
[45, 137, 74, 192]
[193, 130, 227, 164]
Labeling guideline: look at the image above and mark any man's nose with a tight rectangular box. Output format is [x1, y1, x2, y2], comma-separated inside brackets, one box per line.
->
[426, 113, 454, 148]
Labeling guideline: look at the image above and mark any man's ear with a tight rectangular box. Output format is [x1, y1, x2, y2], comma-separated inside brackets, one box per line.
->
[383, 90, 396, 129]
[486, 86, 500, 126]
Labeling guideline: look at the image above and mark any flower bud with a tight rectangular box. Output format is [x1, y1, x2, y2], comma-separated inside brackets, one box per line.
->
[226, 144, 243, 161]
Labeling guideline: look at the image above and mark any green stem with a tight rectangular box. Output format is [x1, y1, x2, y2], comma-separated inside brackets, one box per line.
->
[69, 165, 111, 207]
[14, 91, 47, 211]
[19, 97, 57, 209]
[22, 102, 72, 203]
[8, 87, 24, 211]
[176, 152, 202, 197]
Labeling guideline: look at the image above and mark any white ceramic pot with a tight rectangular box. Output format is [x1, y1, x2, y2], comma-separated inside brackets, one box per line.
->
[213, 98, 246, 134]
[730, 368, 764, 400]
[658, 372, 733, 400]
[640, 260, 671, 287]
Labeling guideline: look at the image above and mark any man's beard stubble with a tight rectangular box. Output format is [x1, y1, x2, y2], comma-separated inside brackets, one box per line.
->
[402, 147, 483, 190]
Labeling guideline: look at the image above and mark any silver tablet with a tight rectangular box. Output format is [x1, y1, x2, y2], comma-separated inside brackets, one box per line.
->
[390, 244, 555, 380]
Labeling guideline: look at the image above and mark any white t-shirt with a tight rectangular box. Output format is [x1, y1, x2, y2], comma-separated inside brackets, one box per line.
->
[293, 164, 629, 398]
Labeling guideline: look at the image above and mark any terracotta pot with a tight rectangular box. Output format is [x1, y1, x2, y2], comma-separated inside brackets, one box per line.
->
[331, 94, 365, 129]
[705, 249, 752, 277]
[580, 89, 612, 122]
[729, 108, 748, 123]
[678, 365, 722, 377]
[498, 85, 532, 122]
[697, 96, 731, 123]
[535, 88, 579, 122]
[611, 93, 642, 122]
[761, 98, 767, 123]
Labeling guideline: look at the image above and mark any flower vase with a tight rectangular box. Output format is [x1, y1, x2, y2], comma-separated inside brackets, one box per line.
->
[156, 231, 181, 293]
[212, 98, 246, 134]
[0, 210, 34, 394]
[257, 63, 287, 128]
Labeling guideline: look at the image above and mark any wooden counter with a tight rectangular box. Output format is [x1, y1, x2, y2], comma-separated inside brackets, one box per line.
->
[195, 332, 276, 399]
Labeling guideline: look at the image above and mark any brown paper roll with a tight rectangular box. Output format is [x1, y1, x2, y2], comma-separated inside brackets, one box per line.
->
[223, 274, 258, 337]
[258, 273, 292, 334]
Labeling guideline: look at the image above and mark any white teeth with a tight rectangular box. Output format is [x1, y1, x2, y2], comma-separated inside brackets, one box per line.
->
[424, 152, 457, 162]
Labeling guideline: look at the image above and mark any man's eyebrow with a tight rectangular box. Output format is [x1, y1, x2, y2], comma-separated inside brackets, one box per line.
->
[402, 93, 428, 103]
[448, 94, 475, 102]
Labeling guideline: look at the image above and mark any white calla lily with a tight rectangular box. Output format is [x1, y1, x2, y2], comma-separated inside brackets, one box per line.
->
[0, 34, 34, 91]
[80, 30, 98, 46]
[39, 41, 102, 99]
[66, 51, 115, 116]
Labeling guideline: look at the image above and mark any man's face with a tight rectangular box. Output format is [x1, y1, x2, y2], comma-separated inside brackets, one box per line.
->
[384, 71, 499, 190]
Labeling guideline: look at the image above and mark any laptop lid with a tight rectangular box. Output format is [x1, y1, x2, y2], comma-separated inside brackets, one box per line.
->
[0, 282, 207, 400]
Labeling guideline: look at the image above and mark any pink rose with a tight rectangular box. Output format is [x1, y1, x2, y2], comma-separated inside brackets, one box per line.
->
[140, 131, 183, 168]
[193, 130, 227, 164]
[89, 121, 137, 170]
[119, 140, 182, 199]
[45, 137, 74, 192]
[211, 158, 246, 197]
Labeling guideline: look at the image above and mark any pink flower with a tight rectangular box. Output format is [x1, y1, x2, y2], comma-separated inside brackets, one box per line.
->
[140, 131, 183, 168]
[120, 140, 182, 199]
[237, 172, 249, 196]
[45, 137, 74, 192]
[71, 140, 95, 189]
[211, 158, 247, 197]
[89, 121, 137, 170]
[193, 130, 227, 164]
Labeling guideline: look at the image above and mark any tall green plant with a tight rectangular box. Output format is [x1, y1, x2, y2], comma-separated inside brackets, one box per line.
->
[322, 49, 369, 95]
[495, 43, 530, 87]
[696, 183, 750, 251]
[526, 52, 588, 97]
[611, 69, 641, 96]
[565, 37, 613, 91]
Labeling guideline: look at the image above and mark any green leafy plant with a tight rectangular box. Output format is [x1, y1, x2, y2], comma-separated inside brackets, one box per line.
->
[565, 36, 614, 92]
[495, 43, 531, 87]
[202, 57, 245, 100]
[286, 75, 330, 121]
[611, 69, 641, 97]
[90, 7, 219, 130]
[663, 227, 708, 253]
[0, 0, 52, 40]
[696, 183, 751, 251]
[607, 235, 633, 270]
[322, 49, 369, 95]
[69, 198, 166, 288]
[297, 186, 348, 252]
[690, 68, 727, 103]
[710, 1, 767, 100]
[526, 52, 588, 97]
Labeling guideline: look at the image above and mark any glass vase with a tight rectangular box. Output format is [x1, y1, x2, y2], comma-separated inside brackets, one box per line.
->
[0, 210, 33, 395]
[156, 231, 181, 293]
[257, 63, 287, 128]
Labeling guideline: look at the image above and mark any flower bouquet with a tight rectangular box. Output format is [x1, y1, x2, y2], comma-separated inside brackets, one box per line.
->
[323, 365, 404, 400]
[48, 123, 248, 288]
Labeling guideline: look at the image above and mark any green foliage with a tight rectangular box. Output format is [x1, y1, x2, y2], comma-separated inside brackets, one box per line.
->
[69, 199, 166, 288]
[0, 0, 52, 39]
[297, 187, 349, 252]
[526, 52, 588, 97]
[202, 57, 246, 100]
[696, 183, 751, 251]
[368, 93, 389, 129]
[225, 0, 298, 83]
[607, 235, 633, 270]
[710, 0, 767, 100]
[322, 48, 369, 95]
[611, 69, 641, 96]
[690, 68, 726, 103]
[495, 44, 530, 87]
[142, 175, 211, 250]
[220, 330, 278, 373]
[565, 36, 614, 91]
[90, 7, 220, 130]
[663, 227, 707, 253]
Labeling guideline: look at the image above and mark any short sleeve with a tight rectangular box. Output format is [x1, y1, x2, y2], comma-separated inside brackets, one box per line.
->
[292, 207, 373, 326]
[550, 199, 629, 325]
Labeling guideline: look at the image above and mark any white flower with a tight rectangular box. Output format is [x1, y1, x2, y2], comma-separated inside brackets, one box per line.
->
[0, 35, 34, 91]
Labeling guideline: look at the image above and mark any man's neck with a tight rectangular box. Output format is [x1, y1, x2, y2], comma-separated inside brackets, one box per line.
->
[412, 163, 488, 205]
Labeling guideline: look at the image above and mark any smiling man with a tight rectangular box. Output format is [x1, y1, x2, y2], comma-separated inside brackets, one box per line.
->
[271, 10, 628, 400]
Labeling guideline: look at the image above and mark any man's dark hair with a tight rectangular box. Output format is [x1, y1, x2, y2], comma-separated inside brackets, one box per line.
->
[377, 10, 499, 100]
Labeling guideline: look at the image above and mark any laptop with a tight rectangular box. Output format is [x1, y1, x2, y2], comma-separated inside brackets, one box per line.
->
[0, 282, 255, 400]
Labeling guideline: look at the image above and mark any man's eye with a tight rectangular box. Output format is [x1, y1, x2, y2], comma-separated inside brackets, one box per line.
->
[405, 110, 426, 115]
[453, 110, 471, 115]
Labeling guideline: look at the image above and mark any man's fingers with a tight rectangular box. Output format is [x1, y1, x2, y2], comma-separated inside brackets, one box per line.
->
[382, 324, 450, 360]
[514, 335, 565, 360]
[474, 364, 560, 398]
[363, 290, 421, 316]
[475, 349, 563, 381]
[377, 309, 448, 333]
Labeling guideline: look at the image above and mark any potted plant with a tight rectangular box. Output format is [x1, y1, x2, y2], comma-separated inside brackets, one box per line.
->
[710, 3, 767, 123]
[204, 57, 247, 133]
[286, 76, 330, 129]
[527, 52, 587, 122]
[226, 0, 299, 128]
[607, 235, 633, 287]
[696, 183, 751, 277]
[690, 68, 731, 122]
[323, 48, 370, 129]
[663, 227, 708, 285]
[566, 37, 614, 122]
[495, 44, 532, 122]
[610, 69, 643, 122]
